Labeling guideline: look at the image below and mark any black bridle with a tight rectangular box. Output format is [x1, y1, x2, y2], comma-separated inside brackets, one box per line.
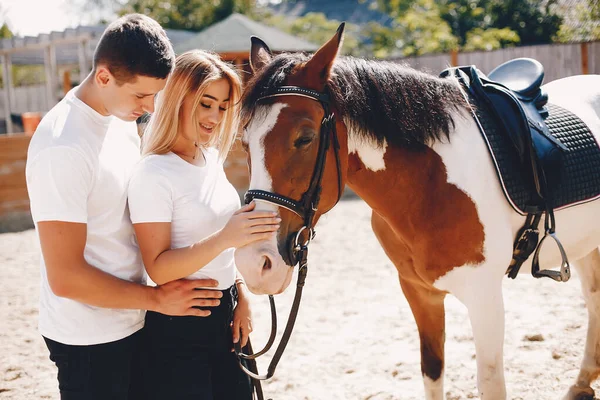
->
[234, 85, 343, 387]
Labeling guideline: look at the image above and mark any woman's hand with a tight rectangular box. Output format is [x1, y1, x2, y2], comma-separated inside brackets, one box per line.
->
[219, 202, 280, 249]
[232, 283, 253, 348]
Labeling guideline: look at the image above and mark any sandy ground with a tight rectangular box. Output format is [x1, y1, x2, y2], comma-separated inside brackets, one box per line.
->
[0, 198, 597, 400]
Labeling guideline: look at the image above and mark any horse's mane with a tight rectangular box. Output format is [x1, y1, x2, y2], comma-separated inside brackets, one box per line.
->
[241, 53, 469, 149]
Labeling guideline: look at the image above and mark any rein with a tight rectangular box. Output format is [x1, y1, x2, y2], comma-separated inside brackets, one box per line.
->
[234, 85, 343, 389]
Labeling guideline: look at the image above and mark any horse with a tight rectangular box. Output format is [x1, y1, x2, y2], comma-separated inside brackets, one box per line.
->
[234, 24, 600, 400]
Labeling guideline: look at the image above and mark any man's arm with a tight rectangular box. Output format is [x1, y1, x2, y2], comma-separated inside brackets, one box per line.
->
[37, 220, 222, 316]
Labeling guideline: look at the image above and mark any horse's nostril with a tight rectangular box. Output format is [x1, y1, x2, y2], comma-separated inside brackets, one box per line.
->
[262, 256, 272, 270]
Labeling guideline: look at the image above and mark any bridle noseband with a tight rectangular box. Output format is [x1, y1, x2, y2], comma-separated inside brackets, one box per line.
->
[234, 85, 343, 388]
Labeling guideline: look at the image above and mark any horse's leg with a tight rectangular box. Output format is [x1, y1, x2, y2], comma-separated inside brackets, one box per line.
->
[400, 278, 447, 400]
[371, 212, 447, 400]
[437, 265, 507, 400]
[564, 248, 600, 400]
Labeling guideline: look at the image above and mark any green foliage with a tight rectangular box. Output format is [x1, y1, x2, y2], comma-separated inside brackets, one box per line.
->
[364, 0, 458, 57]
[0, 23, 13, 39]
[363, 22, 402, 58]
[436, 0, 491, 45]
[259, 11, 364, 56]
[463, 27, 520, 51]
[375, 0, 564, 55]
[12, 66, 46, 86]
[117, 0, 255, 31]
[555, 0, 600, 42]
[71, 0, 594, 60]
[486, 0, 561, 45]
[395, 0, 459, 56]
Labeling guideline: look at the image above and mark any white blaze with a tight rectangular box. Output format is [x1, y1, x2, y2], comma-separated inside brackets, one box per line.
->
[244, 103, 288, 211]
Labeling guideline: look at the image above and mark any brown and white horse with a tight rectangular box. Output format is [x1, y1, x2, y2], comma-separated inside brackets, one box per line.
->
[234, 25, 600, 400]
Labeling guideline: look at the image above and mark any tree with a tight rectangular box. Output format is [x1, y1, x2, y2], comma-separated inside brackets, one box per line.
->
[118, 0, 255, 31]
[486, 0, 562, 45]
[0, 3, 13, 40]
[463, 27, 520, 51]
[70, 0, 256, 31]
[393, 0, 459, 56]
[259, 11, 365, 56]
[375, 0, 563, 54]
[555, 0, 600, 42]
[366, 0, 458, 56]
[0, 23, 12, 39]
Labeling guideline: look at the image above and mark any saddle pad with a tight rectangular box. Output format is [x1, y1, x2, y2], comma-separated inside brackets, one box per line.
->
[473, 100, 600, 215]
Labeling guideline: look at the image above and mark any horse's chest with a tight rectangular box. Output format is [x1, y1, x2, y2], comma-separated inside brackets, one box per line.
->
[349, 142, 488, 283]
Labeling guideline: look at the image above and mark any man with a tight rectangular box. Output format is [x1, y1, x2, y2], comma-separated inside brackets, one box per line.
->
[25, 14, 222, 399]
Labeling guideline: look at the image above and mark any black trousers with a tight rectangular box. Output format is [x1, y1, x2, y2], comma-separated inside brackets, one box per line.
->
[43, 329, 144, 400]
[140, 285, 253, 400]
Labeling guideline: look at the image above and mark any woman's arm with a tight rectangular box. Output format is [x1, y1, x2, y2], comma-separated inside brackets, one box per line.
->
[134, 202, 280, 285]
[133, 221, 227, 285]
[232, 270, 252, 347]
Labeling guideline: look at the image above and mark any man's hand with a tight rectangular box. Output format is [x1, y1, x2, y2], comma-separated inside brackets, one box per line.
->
[152, 279, 222, 317]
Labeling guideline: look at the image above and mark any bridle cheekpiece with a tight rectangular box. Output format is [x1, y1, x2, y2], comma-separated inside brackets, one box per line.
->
[234, 85, 343, 388]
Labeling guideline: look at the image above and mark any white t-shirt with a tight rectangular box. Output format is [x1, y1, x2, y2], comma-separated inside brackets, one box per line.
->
[128, 149, 240, 290]
[25, 88, 144, 346]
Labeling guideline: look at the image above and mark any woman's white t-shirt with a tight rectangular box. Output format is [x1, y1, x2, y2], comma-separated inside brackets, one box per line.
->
[127, 149, 240, 289]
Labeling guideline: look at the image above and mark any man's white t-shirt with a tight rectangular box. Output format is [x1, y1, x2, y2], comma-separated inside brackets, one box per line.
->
[26, 88, 144, 346]
[127, 149, 240, 290]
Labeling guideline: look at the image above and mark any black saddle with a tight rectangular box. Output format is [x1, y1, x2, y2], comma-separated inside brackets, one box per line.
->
[443, 58, 569, 207]
[488, 57, 545, 99]
[441, 58, 573, 282]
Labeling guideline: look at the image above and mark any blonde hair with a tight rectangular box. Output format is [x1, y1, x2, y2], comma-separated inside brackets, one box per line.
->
[141, 50, 242, 161]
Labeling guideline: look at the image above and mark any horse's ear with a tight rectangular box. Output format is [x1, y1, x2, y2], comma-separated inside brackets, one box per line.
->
[304, 22, 345, 87]
[250, 36, 272, 73]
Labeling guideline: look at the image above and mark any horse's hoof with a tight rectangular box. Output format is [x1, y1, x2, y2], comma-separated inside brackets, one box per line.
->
[565, 385, 595, 400]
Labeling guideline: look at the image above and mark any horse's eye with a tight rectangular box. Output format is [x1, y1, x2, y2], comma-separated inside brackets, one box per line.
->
[294, 136, 314, 148]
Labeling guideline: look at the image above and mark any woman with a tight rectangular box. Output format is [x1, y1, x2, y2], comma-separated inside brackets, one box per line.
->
[127, 50, 279, 399]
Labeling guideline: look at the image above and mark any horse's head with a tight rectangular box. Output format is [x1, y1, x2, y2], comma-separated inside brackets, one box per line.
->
[234, 25, 349, 295]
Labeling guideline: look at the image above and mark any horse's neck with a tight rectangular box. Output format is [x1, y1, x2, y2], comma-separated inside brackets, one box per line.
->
[345, 134, 442, 233]
[344, 116, 489, 249]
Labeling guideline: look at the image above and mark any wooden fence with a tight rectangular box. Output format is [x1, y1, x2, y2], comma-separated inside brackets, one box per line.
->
[0, 134, 33, 232]
[393, 41, 599, 82]
[0, 133, 249, 232]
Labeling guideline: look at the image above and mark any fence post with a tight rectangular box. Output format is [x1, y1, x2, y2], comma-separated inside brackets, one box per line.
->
[451, 49, 459, 67]
[581, 42, 589, 74]
[63, 70, 71, 95]
[1, 54, 13, 134]
[44, 45, 58, 110]
[78, 39, 88, 84]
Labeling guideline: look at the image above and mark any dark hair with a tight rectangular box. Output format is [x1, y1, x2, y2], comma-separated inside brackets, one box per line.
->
[93, 14, 175, 84]
[242, 53, 468, 149]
